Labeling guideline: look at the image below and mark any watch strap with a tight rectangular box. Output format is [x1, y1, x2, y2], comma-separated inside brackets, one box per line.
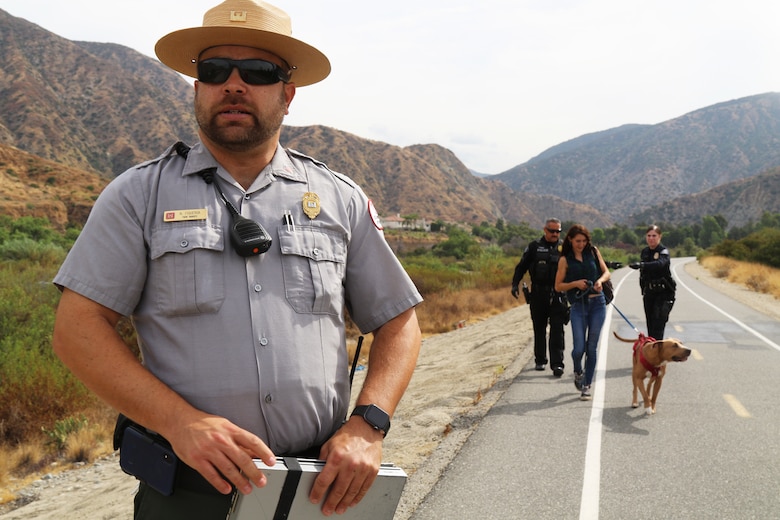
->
[351, 404, 390, 437]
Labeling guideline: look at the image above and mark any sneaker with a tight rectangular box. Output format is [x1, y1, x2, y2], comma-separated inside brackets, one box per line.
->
[574, 371, 584, 390]
[552, 367, 564, 377]
[535, 363, 546, 371]
[580, 385, 592, 401]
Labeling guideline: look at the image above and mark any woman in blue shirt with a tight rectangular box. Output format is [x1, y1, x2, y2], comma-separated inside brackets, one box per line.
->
[555, 224, 610, 400]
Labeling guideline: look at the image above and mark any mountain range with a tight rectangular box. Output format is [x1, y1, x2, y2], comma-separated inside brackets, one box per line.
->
[2, 8, 779, 232]
[497, 94, 780, 223]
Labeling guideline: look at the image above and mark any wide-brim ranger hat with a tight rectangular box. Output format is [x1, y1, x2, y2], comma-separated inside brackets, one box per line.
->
[154, 0, 330, 87]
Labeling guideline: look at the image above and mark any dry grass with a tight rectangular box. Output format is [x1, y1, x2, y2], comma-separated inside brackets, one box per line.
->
[63, 418, 114, 464]
[700, 256, 780, 298]
[415, 287, 516, 335]
[0, 405, 117, 504]
[0, 440, 53, 502]
[346, 286, 517, 368]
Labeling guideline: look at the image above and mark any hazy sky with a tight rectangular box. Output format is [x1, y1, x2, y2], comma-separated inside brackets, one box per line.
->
[4, 0, 779, 173]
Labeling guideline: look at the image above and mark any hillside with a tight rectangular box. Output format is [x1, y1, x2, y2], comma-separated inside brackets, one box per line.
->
[0, 9, 198, 176]
[280, 125, 502, 224]
[495, 93, 780, 222]
[0, 144, 107, 230]
[631, 166, 780, 228]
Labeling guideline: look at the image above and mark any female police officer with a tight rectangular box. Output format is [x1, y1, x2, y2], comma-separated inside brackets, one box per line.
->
[629, 225, 676, 340]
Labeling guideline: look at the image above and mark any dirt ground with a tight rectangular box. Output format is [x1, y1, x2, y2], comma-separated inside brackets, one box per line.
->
[1, 260, 776, 519]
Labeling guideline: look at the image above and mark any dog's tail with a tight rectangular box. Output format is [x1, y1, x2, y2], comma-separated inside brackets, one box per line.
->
[613, 331, 638, 343]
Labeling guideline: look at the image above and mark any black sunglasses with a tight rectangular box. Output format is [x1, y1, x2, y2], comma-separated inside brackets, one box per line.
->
[197, 58, 290, 85]
[546, 228, 562, 233]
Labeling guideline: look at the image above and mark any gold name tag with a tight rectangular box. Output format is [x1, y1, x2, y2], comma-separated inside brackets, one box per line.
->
[163, 209, 208, 222]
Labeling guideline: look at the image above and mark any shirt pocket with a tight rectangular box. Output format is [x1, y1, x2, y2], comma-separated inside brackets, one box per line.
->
[278, 227, 346, 315]
[149, 225, 225, 316]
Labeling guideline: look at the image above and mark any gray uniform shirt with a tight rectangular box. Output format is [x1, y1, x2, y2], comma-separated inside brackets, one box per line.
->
[54, 142, 422, 455]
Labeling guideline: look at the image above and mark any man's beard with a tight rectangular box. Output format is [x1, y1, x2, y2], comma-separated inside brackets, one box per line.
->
[195, 91, 287, 152]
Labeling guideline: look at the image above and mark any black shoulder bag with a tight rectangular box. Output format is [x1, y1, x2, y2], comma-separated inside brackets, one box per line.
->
[595, 247, 614, 304]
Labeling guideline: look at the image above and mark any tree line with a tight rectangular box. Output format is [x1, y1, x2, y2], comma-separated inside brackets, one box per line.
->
[428, 211, 780, 266]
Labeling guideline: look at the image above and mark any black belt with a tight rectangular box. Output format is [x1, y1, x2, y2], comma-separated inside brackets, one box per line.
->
[176, 463, 223, 495]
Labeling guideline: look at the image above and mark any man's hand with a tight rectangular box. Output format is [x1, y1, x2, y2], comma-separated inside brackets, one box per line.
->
[167, 413, 276, 496]
[309, 417, 383, 516]
[629, 262, 642, 270]
[511, 285, 520, 299]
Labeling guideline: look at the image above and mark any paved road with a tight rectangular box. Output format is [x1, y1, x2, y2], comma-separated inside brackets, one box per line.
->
[409, 257, 780, 520]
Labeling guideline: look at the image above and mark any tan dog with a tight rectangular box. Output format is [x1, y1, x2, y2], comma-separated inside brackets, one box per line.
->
[613, 332, 691, 415]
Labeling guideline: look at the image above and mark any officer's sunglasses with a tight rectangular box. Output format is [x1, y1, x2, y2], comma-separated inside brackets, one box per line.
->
[197, 58, 290, 85]
[546, 228, 562, 234]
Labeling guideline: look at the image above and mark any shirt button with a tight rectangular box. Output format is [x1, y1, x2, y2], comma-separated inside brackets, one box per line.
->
[180, 240, 189, 248]
[244, 193, 251, 200]
[312, 248, 319, 256]
[253, 283, 262, 292]
[259, 337, 268, 346]
[264, 394, 273, 403]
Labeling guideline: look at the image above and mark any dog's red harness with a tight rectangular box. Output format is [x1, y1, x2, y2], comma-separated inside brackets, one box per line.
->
[633, 333, 660, 377]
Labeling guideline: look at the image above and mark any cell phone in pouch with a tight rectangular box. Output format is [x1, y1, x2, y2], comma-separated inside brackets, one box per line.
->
[119, 424, 178, 496]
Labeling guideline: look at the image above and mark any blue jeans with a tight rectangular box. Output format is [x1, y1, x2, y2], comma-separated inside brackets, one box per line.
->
[570, 293, 607, 387]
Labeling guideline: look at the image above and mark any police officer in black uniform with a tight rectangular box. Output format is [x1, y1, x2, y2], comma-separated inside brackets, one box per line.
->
[630, 225, 676, 340]
[511, 218, 567, 376]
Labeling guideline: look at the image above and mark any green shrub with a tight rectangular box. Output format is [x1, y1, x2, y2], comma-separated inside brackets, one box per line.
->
[0, 238, 66, 264]
[42, 415, 88, 451]
[0, 255, 95, 444]
[402, 256, 465, 295]
[711, 229, 780, 268]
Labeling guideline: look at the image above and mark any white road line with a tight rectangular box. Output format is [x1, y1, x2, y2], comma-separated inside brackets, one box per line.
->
[578, 302, 610, 520]
[579, 275, 628, 520]
[672, 261, 780, 353]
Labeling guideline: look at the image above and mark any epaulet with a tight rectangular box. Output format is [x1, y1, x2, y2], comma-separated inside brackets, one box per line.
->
[286, 148, 359, 189]
[133, 142, 189, 169]
[286, 147, 329, 168]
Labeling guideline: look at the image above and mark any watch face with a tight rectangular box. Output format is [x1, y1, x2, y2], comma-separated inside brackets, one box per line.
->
[365, 405, 389, 430]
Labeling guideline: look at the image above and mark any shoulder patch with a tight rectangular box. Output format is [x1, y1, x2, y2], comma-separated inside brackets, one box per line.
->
[368, 199, 383, 230]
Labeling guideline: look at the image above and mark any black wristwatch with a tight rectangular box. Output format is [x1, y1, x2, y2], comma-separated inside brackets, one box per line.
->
[351, 404, 390, 437]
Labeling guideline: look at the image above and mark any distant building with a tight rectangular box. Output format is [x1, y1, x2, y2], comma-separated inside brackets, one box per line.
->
[381, 213, 429, 231]
[382, 214, 405, 229]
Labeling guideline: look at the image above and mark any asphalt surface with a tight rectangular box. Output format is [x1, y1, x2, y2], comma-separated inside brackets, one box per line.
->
[407, 257, 780, 520]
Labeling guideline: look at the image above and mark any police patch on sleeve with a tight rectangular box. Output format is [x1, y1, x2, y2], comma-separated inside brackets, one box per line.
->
[368, 199, 383, 230]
